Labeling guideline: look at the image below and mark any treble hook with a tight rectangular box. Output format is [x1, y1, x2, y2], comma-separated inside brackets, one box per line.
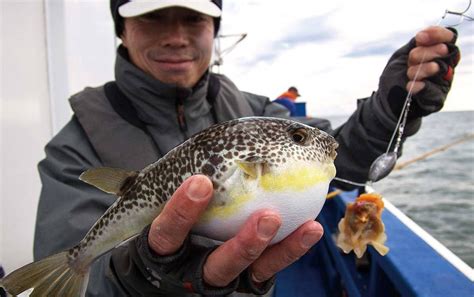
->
[442, 0, 474, 26]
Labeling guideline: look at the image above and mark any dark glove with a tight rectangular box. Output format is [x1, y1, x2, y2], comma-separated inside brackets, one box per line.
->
[377, 27, 460, 119]
[116, 225, 275, 296]
[134, 225, 239, 296]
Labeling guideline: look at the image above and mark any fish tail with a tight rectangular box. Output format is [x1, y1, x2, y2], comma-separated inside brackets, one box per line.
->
[0, 251, 90, 297]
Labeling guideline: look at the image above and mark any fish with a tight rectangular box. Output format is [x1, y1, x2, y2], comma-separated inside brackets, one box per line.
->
[0, 117, 338, 296]
[336, 193, 389, 258]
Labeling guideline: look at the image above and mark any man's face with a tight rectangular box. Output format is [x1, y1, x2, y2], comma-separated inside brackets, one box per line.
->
[121, 8, 215, 88]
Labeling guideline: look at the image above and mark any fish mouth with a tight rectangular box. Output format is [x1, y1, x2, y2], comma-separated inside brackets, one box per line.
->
[312, 128, 338, 161]
[327, 134, 339, 160]
[330, 142, 338, 160]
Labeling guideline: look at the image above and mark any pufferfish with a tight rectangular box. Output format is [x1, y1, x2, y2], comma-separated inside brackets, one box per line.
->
[336, 193, 390, 258]
[0, 117, 338, 297]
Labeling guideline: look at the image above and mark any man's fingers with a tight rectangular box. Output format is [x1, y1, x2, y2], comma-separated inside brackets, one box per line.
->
[148, 175, 213, 255]
[203, 210, 281, 287]
[249, 220, 323, 283]
[406, 61, 438, 94]
[408, 44, 448, 67]
[407, 61, 440, 81]
[415, 26, 455, 46]
[407, 28, 452, 95]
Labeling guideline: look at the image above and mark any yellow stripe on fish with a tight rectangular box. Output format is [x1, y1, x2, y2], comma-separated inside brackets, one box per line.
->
[201, 191, 254, 222]
[200, 163, 335, 222]
[259, 164, 334, 192]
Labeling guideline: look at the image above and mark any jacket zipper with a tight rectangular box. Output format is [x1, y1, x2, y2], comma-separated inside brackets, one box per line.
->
[176, 96, 188, 133]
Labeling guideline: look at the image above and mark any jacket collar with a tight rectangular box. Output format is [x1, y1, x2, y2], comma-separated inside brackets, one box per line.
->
[114, 45, 210, 126]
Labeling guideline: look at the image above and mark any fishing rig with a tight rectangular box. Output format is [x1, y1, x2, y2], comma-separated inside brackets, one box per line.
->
[333, 0, 473, 191]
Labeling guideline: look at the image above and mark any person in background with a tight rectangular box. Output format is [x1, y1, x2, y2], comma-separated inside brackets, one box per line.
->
[30, 0, 460, 296]
[273, 86, 301, 116]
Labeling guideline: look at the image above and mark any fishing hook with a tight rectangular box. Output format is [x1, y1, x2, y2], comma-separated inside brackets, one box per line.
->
[442, 0, 474, 26]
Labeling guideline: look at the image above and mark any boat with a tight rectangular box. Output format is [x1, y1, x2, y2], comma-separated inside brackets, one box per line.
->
[274, 189, 473, 296]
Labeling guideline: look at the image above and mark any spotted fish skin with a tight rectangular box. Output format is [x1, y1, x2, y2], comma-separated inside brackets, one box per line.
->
[0, 117, 338, 297]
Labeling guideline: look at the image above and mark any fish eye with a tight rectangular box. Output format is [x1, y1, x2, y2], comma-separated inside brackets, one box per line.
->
[290, 128, 308, 145]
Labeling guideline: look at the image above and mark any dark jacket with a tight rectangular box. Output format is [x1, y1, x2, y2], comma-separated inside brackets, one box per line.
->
[34, 46, 420, 296]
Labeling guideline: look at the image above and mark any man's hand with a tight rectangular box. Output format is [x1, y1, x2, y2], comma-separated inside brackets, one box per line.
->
[377, 26, 460, 119]
[407, 26, 457, 94]
[147, 175, 214, 256]
[147, 174, 323, 290]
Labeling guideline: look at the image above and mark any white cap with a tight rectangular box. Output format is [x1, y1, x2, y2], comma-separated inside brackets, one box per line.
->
[119, 0, 222, 18]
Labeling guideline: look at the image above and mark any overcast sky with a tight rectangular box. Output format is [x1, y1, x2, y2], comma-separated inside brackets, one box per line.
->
[61, 0, 473, 118]
[216, 0, 473, 116]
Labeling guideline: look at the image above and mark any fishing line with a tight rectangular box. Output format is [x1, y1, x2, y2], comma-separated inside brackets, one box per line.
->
[385, 16, 446, 156]
[333, 177, 367, 187]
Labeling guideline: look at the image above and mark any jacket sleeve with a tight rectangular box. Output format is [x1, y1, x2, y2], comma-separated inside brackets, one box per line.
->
[34, 116, 129, 296]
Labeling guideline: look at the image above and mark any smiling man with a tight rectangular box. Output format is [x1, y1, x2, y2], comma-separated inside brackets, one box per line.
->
[29, 0, 461, 296]
[120, 7, 216, 87]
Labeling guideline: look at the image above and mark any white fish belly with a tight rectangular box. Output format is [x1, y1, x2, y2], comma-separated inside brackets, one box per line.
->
[193, 182, 329, 244]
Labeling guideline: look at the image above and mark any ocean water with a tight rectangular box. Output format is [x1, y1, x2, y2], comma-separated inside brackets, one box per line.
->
[327, 111, 474, 267]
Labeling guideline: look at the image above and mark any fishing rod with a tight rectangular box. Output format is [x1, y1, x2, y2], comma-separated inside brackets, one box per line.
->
[394, 133, 474, 170]
[327, 133, 474, 198]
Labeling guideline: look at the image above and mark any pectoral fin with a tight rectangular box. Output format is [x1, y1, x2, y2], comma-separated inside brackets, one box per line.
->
[235, 160, 268, 179]
[337, 241, 353, 254]
[80, 167, 138, 196]
[371, 241, 390, 256]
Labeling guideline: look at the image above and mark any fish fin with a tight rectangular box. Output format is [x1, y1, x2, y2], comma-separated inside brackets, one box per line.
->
[371, 238, 390, 256]
[336, 237, 354, 254]
[115, 233, 140, 248]
[80, 167, 138, 195]
[0, 251, 90, 297]
[337, 218, 346, 232]
[336, 219, 354, 254]
[235, 160, 268, 179]
[354, 244, 367, 258]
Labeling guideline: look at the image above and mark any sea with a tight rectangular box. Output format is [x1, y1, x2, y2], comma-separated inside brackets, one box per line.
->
[327, 111, 474, 268]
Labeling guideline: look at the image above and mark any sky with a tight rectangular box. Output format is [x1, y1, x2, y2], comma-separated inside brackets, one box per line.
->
[45, 0, 473, 122]
[215, 0, 474, 116]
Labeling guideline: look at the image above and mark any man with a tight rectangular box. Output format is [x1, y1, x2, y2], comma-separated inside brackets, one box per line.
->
[33, 0, 460, 296]
[273, 86, 301, 116]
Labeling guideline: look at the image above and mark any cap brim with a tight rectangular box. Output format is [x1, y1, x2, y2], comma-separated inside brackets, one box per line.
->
[119, 0, 222, 18]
